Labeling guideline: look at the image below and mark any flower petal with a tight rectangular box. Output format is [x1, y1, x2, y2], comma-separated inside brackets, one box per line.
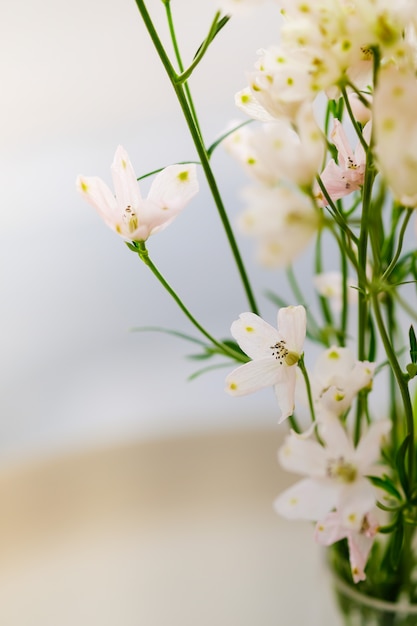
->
[76, 175, 119, 230]
[278, 430, 327, 476]
[225, 357, 285, 396]
[275, 367, 297, 422]
[230, 312, 280, 359]
[111, 145, 142, 211]
[148, 164, 199, 213]
[274, 478, 338, 521]
[277, 305, 306, 354]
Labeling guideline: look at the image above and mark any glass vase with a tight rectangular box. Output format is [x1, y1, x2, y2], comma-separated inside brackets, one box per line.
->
[332, 573, 417, 626]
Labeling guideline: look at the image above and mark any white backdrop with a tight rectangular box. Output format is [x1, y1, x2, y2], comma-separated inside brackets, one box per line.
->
[0, 0, 301, 462]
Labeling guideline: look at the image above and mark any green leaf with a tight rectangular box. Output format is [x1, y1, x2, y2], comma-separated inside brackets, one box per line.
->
[410, 325, 417, 363]
[130, 325, 207, 347]
[367, 475, 402, 501]
[125, 241, 139, 252]
[207, 120, 252, 158]
[396, 435, 411, 497]
[188, 362, 232, 381]
[389, 521, 404, 569]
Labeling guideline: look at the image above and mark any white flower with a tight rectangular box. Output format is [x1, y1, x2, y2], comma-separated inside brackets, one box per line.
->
[315, 511, 379, 583]
[238, 185, 319, 267]
[309, 346, 375, 417]
[236, 46, 316, 122]
[274, 416, 391, 530]
[224, 106, 324, 188]
[225, 306, 306, 422]
[313, 272, 358, 314]
[77, 146, 199, 241]
[373, 65, 417, 207]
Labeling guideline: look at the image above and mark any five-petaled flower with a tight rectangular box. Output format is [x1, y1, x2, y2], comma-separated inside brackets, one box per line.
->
[76, 146, 199, 242]
[225, 306, 306, 422]
[274, 416, 391, 531]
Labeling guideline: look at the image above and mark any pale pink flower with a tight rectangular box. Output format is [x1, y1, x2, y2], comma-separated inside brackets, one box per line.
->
[315, 511, 379, 583]
[225, 306, 306, 422]
[274, 416, 391, 530]
[77, 146, 199, 241]
[348, 92, 372, 125]
[318, 120, 371, 204]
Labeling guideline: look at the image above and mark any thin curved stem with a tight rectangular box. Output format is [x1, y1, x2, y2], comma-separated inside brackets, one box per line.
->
[371, 291, 414, 494]
[133, 0, 259, 315]
[136, 242, 248, 363]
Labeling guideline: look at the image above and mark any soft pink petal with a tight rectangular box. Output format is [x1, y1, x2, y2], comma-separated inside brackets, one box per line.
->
[76, 175, 119, 229]
[331, 120, 354, 171]
[314, 512, 348, 546]
[111, 145, 142, 211]
[337, 479, 376, 531]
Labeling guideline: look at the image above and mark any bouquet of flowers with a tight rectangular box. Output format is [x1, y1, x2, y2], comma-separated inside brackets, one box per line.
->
[77, 0, 417, 622]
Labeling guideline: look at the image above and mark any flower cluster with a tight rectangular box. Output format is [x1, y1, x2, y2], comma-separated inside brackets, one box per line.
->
[78, 0, 417, 603]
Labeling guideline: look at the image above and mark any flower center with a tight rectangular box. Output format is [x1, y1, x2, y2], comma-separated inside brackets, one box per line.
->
[123, 205, 138, 233]
[326, 456, 357, 483]
[270, 340, 299, 366]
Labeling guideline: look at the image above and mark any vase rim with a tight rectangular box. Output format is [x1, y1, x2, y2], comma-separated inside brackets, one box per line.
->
[332, 572, 417, 615]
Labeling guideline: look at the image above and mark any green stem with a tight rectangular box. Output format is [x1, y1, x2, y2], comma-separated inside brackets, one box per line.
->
[136, 242, 248, 363]
[133, 0, 259, 315]
[177, 12, 224, 83]
[341, 84, 369, 153]
[382, 209, 413, 282]
[298, 355, 317, 425]
[164, 1, 203, 139]
[354, 132, 375, 445]
[371, 291, 414, 494]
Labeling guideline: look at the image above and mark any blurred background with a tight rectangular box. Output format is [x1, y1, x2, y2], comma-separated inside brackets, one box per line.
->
[0, 0, 295, 461]
[0, 1, 340, 624]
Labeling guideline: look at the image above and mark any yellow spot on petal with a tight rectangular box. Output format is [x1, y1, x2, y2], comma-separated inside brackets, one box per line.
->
[80, 180, 88, 193]
[241, 94, 251, 104]
[287, 77, 294, 86]
[334, 392, 345, 402]
[328, 350, 340, 359]
[392, 86, 404, 98]
[247, 157, 256, 165]
[116, 224, 122, 234]
[382, 117, 395, 132]
[121, 159, 127, 169]
[348, 513, 357, 524]
[245, 326, 255, 333]
[289, 498, 298, 506]
[317, 525, 324, 532]
[177, 170, 189, 182]
[229, 382, 238, 391]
